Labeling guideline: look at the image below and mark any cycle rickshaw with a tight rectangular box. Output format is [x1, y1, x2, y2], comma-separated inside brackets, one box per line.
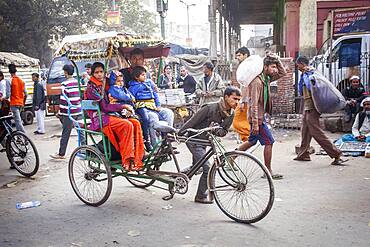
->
[0, 99, 39, 177]
[60, 33, 275, 224]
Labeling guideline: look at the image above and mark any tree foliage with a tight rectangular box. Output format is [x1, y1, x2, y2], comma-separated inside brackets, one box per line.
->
[119, 0, 157, 36]
[0, 0, 157, 66]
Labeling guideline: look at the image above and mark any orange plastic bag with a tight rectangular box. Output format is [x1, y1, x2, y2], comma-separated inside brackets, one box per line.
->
[232, 104, 250, 142]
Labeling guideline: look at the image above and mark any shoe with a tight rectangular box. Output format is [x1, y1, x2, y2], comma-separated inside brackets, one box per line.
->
[331, 158, 348, 166]
[34, 131, 45, 135]
[194, 196, 213, 204]
[144, 141, 153, 152]
[293, 156, 311, 161]
[50, 153, 66, 159]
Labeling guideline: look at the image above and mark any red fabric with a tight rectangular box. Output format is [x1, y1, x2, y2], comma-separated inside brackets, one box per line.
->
[102, 116, 144, 170]
[10, 76, 25, 106]
[89, 76, 110, 91]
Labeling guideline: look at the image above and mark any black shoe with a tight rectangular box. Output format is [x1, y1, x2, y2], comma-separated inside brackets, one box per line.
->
[194, 196, 213, 204]
[144, 141, 153, 152]
[9, 165, 15, 169]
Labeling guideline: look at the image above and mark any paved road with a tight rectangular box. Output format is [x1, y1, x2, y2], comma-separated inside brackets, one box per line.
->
[0, 118, 369, 247]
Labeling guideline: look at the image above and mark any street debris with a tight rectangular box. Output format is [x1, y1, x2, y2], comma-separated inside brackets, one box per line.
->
[162, 204, 173, 210]
[41, 175, 51, 178]
[275, 198, 283, 202]
[70, 242, 83, 247]
[113, 240, 119, 244]
[6, 181, 17, 188]
[16, 200, 41, 209]
[127, 230, 141, 237]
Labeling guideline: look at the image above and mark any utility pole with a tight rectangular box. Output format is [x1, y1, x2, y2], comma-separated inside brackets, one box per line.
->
[156, 0, 169, 40]
[180, 0, 196, 41]
[209, 0, 217, 58]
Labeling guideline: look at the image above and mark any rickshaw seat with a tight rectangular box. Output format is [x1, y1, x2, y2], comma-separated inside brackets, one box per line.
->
[81, 100, 100, 111]
[77, 118, 91, 128]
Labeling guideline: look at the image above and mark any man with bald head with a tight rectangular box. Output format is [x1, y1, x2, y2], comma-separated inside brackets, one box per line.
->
[176, 66, 196, 94]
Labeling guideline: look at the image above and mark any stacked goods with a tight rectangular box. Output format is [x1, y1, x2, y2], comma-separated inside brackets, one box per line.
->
[158, 91, 167, 105]
[165, 89, 186, 106]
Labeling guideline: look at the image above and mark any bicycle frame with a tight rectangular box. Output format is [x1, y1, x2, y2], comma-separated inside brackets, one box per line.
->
[0, 115, 14, 144]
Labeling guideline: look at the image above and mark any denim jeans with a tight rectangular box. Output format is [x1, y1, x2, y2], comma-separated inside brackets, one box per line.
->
[10, 106, 25, 133]
[58, 115, 86, 156]
[147, 108, 174, 145]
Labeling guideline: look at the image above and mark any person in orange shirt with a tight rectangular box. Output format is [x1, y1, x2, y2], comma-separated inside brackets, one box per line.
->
[233, 47, 251, 142]
[7, 64, 27, 133]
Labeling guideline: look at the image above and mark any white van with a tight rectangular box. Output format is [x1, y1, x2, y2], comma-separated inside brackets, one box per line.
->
[312, 33, 370, 92]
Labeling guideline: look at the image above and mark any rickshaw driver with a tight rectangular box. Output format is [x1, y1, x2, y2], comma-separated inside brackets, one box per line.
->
[120, 48, 150, 85]
[179, 86, 241, 204]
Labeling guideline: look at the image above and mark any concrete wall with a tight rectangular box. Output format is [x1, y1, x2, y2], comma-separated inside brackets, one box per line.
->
[299, 0, 317, 57]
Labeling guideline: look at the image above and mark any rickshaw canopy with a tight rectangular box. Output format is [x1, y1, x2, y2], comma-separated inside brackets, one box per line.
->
[55, 31, 170, 61]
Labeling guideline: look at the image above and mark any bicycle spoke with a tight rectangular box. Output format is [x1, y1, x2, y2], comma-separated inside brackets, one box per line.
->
[211, 152, 274, 223]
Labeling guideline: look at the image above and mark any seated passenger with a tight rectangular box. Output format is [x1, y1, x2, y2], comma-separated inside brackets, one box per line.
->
[108, 70, 135, 107]
[340, 97, 370, 143]
[128, 66, 174, 150]
[85, 62, 144, 171]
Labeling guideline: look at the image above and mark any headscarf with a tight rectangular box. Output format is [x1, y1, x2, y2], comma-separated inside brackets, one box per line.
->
[360, 96, 370, 107]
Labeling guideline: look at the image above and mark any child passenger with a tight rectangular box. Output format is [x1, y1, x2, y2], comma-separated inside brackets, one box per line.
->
[128, 66, 174, 150]
[108, 71, 135, 107]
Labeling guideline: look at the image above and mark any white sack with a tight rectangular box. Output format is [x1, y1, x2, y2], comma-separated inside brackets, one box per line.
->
[236, 55, 263, 87]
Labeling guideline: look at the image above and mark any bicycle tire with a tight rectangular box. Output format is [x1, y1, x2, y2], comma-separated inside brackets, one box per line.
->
[6, 131, 39, 177]
[208, 151, 274, 224]
[68, 145, 112, 207]
[125, 165, 159, 188]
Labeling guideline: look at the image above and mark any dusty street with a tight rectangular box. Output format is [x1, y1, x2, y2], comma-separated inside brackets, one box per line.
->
[0, 117, 369, 247]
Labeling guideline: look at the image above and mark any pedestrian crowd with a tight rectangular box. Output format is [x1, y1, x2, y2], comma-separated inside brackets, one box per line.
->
[1, 46, 369, 204]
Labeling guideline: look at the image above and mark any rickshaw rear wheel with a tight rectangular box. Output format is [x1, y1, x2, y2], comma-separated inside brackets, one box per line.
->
[6, 131, 39, 177]
[125, 163, 159, 188]
[69, 145, 112, 207]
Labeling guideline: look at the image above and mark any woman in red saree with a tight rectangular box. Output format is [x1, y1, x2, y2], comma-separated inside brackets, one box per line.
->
[85, 62, 144, 170]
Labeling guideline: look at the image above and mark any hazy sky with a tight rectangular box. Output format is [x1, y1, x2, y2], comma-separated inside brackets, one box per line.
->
[165, 0, 209, 26]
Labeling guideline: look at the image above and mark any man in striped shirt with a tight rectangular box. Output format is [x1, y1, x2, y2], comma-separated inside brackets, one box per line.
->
[50, 64, 85, 159]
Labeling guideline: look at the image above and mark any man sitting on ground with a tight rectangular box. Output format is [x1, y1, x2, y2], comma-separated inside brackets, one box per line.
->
[339, 97, 370, 143]
[342, 75, 365, 122]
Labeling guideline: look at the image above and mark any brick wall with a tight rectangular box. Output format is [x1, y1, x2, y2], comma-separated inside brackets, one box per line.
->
[271, 58, 296, 114]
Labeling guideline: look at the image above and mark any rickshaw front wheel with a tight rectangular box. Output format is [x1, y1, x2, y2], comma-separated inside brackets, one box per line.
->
[69, 145, 112, 207]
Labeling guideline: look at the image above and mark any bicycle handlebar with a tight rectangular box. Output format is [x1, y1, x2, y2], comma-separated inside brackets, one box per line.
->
[185, 126, 223, 134]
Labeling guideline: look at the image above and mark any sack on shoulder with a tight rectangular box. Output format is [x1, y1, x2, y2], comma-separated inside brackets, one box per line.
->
[309, 71, 346, 114]
[236, 55, 263, 87]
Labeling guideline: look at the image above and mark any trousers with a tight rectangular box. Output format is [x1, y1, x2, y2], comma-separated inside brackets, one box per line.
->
[297, 109, 341, 159]
[10, 106, 25, 132]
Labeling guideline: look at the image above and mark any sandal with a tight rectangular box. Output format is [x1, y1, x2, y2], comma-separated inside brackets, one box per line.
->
[272, 174, 283, 180]
[331, 158, 349, 166]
